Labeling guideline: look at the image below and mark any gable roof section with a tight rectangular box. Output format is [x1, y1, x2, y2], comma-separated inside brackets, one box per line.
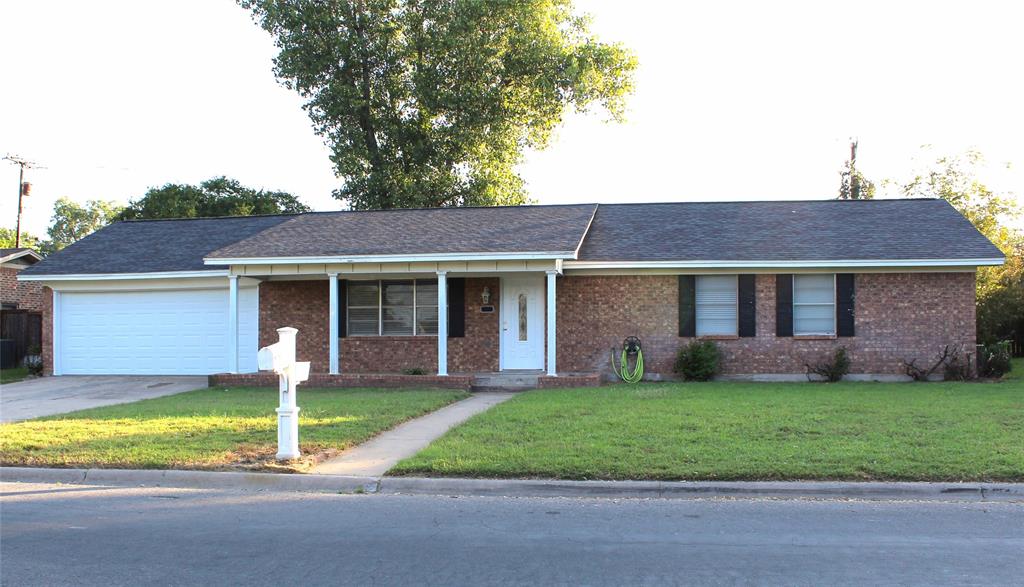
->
[18, 198, 1002, 278]
[19, 215, 291, 277]
[0, 248, 42, 265]
[575, 199, 1002, 264]
[204, 204, 598, 262]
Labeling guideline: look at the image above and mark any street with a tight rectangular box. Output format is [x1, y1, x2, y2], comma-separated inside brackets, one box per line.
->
[1, 482, 1021, 586]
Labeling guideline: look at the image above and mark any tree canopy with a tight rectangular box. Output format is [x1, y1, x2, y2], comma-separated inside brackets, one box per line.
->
[45, 197, 124, 254]
[898, 150, 1023, 344]
[0, 227, 40, 250]
[240, 0, 638, 210]
[119, 177, 310, 220]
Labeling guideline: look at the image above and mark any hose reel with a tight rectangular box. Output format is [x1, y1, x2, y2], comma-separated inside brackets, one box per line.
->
[610, 336, 644, 383]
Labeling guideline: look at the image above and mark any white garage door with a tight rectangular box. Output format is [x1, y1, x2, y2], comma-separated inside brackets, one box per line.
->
[58, 288, 259, 375]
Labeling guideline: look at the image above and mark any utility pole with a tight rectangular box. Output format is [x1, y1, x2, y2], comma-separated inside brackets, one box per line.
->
[3, 155, 40, 248]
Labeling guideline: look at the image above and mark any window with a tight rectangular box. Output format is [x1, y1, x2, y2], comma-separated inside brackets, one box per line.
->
[518, 294, 528, 341]
[793, 274, 835, 335]
[696, 275, 738, 336]
[347, 279, 444, 336]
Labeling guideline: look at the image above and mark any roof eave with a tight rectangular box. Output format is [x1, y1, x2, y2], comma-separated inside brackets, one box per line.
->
[203, 251, 579, 266]
[563, 258, 1005, 270]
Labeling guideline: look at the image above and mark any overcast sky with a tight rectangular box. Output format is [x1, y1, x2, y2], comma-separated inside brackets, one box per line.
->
[2, 0, 1022, 238]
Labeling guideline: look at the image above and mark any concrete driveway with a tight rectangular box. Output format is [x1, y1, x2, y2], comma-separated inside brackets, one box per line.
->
[0, 376, 208, 423]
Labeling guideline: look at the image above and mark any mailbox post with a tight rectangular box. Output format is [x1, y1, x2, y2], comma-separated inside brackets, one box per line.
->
[257, 327, 311, 461]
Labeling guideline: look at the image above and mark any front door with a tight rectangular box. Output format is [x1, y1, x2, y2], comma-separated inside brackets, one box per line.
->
[501, 274, 545, 370]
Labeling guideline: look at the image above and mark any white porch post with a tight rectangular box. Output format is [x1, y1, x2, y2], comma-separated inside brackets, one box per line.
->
[328, 273, 340, 374]
[546, 270, 557, 377]
[228, 275, 239, 374]
[437, 271, 448, 376]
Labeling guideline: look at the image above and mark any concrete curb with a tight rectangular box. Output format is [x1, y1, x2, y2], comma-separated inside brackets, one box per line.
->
[378, 477, 1024, 501]
[0, 467, 377, 494]
[2, 467, 1023, 501]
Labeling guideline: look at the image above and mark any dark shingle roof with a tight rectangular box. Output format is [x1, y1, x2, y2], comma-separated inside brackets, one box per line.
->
[206, 204, 598, 259]
[19, 215, 291, 276]
[19, 198, 1001, 276]
[577, 199, 1002, 262]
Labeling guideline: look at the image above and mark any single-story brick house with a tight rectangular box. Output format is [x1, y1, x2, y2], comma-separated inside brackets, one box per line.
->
[18, 199, 1002, 384]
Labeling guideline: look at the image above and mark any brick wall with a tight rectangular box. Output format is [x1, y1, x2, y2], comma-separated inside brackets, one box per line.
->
[555, 272, 976, 377]
[258, 277, 500, 374]
[41, 286, 53, 375]
[1, 266, 45, 312]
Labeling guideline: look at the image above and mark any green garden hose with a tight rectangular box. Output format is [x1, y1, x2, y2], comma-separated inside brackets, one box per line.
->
[611, 346, 644, 383]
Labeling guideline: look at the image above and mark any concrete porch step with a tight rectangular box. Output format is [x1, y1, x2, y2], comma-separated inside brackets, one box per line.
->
[471, 371, 542, 391]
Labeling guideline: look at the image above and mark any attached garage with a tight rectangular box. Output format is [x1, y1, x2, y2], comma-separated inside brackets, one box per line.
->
[55, 286, 258, 375]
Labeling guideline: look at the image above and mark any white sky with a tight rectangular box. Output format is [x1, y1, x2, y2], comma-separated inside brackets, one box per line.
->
[2, 0, 1022, 238]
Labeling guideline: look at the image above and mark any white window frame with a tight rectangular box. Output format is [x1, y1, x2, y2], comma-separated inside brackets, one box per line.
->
[695, 274, 739, 336]
[347, 279, 443, 337]
[792, 273, 837, 336]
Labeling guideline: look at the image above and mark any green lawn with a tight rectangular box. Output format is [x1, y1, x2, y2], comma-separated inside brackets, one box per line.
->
[0, 387, 468, 471]
[0, 367, 30, 385]
[393, 371, 1024, 482]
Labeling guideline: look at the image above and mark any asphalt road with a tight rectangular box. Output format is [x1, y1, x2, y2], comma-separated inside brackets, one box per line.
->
[2, 482, 1021, 586]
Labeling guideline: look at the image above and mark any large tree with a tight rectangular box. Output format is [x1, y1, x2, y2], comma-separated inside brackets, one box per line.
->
[898, 150, 1023, 343]
[119, 177, 310, 220]
[240, 0, 637, 210]
[44, 197, 124, 254]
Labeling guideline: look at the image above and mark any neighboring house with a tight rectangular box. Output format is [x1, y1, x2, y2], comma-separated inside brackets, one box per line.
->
[2, 247, 45, 367]
[1, 248, 45, 312]
[18, 199, 1002, 382]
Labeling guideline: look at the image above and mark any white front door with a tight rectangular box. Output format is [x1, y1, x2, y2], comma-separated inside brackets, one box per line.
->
[501, 274, 545, 370]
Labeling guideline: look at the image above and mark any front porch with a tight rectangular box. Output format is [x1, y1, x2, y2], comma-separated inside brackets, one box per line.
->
[222, 258, 577, 382]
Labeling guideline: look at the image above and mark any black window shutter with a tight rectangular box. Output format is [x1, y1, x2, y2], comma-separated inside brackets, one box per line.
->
[738, 274, 756, 337]
[337, 279, 347, 338]
[678, 275, 696, 337]
[836, 273, 855, 337]
[447, 278, 466, 338]
[776, 274, 793, 337]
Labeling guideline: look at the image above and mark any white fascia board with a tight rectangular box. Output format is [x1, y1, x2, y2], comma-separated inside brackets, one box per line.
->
[563, 258, 1005, 270]
[203, 251, 576, 265]
[18, 269, 230, 282]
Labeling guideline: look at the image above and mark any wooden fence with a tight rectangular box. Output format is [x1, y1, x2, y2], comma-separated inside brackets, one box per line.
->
[0, 310, 42, 368]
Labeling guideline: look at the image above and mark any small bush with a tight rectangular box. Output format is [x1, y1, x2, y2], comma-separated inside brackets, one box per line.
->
[806, 347, 850, 382]
[982, 341, 1012, 378]
[22, 354, 43, 376]
[943, 346, 973, 381]
[401, 367, 426, 376]
[673, 340, 721, 381]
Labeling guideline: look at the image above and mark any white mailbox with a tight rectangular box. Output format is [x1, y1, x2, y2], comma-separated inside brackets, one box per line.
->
[257, 327, 310, 461]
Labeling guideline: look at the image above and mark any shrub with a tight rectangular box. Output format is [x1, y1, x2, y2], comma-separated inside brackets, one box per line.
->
[805, 347, 850, 382]
[22, 354, 43, 376]
[981, 341, 1012, 378]
[401, 367, 426, 376]
[673, 340, 721, 381]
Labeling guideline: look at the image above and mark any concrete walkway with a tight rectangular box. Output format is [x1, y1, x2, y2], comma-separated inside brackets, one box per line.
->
[0, 376, 208, 422]
[313, 392, 516, 476]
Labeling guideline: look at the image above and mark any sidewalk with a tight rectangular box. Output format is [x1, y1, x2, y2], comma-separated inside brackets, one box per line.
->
[313, 392, 516, 476]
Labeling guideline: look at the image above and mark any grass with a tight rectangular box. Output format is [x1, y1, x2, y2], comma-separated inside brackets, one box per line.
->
[392, 364, 1024, 482]
[0, 367, 30, 385]
[0, 387, 468, 471]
